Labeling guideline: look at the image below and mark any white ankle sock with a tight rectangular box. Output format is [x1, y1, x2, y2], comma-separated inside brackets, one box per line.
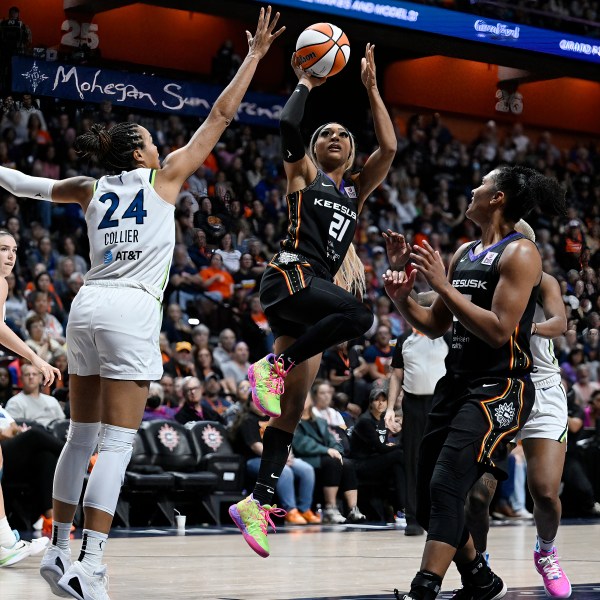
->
[0, 517, 17, 548]
[78, 529, 108, 575]
[536, 535, 555, 553]
[52, 521, 72, 551]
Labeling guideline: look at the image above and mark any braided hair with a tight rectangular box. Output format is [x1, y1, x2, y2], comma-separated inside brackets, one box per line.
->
[75, 123, 144, 173]
[491, 166, 566, 223]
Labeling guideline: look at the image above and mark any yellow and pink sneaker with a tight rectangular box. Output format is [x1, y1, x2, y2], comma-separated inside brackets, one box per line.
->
[248, 354, 292, 418]
[229, 494, 286, 558]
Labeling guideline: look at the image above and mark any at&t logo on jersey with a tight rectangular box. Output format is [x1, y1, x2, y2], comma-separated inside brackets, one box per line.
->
[103, 249, 142, 263]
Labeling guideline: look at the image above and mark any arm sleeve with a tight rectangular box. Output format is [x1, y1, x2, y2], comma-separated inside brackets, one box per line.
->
[279, 84, 310, 163]
[0, 166, 54, 200]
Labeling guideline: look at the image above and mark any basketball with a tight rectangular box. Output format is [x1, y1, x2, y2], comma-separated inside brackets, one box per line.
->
[295, 23, 350, 78]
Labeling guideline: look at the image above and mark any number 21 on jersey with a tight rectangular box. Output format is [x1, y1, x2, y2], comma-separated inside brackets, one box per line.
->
[98, 189, 147, 229]
[329, 213, 350, 242]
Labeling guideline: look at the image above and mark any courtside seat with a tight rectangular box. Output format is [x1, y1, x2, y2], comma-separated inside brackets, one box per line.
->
[138, 420, 219, 522]
[47, 418, 71, 442]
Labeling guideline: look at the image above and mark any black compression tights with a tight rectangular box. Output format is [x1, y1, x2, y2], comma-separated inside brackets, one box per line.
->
[268, 277, 373, 366]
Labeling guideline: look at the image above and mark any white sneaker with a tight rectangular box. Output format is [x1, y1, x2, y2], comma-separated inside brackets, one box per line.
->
[58, 560, 110, 600]
[322, 507, 346, 524]
[346, 506, 367, 523]
[29, 536, 50, 556]
[0, 531, 30, 567]
[513, 508, 534, 519]
[40, 545, 73, 597]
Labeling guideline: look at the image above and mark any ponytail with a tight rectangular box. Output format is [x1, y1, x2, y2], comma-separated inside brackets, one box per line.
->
[491, 166, 566, 223]
[75, 122, 144, 173]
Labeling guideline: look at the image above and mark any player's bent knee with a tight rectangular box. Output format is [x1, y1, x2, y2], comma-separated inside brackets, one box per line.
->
[82, 424, 136, 515]
[53, 421, 101, 505]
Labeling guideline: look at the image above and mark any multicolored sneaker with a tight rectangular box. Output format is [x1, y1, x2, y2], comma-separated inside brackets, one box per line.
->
[248, 354, 292, 418]
[534, 547, 572, 598]
[0, 531, 30, 567]
[229, 494, 286, 558]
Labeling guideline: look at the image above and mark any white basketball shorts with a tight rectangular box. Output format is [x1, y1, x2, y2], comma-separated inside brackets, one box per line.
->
[67, 284, 163, 380]
[514, 381, 568, 442]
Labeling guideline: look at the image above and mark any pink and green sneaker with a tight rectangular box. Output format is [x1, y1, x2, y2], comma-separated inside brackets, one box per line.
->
[248, 354, 292, 418]
[534, 547, 571, 598]
[229, 495, 286, 558]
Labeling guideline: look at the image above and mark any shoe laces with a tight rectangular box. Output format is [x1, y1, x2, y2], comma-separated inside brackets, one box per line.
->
[266, 357, 292, 395]
[538, 552, 563, 580]
[92, 565, 109, 592]
[249, 502, 287, 536]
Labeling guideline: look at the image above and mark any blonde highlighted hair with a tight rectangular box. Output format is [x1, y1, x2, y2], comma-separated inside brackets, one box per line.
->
[334, 243, 366, 297]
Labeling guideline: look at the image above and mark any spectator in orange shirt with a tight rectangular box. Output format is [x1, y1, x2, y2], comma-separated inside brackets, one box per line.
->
[200, 253, 234, 301]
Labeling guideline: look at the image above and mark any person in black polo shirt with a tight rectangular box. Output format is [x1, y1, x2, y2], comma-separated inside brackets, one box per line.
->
[350, 387, 405, 520]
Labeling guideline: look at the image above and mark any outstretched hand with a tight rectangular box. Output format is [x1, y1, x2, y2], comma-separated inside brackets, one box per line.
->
[383, 268, 416, 304]
[30, 355, 61, 387]
[409, 240, 448, 293]
[291, 53, 327, 89]
[246, 6, 285, 60]
[360, 43, 377, 89]
[382, 230, 411, 270]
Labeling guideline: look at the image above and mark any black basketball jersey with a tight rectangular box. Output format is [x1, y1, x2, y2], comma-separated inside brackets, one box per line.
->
[280, 170, 359, 277]
[447, 232, 539, 377]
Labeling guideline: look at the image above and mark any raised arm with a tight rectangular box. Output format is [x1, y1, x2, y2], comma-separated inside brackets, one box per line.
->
[0, 165, 94, 208]
[280, 54, 326, 193]
[534, 272, 567, 339]
[157, 7, 284, 197]
[355, 44, 396, 209]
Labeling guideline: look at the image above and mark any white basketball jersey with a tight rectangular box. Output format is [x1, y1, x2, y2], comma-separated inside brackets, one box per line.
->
[84, 169, 174, 293]
[530, 302, 560, 384]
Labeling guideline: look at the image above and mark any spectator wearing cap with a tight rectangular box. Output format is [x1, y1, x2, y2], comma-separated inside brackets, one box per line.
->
[163, 341, 196, 379]
[174, 376, 222, 425]
[370, 245, 389, 274]
[350, 387, 406, 520]
[202, 373, 232, 418]
[221, 341, 251, 389]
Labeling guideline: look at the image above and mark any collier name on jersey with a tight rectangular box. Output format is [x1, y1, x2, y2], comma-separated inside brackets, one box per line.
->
[104, 229, 139, 246]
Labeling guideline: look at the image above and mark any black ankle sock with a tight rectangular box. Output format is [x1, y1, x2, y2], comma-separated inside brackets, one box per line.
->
[406, 570, 442, 600]
[253, 427, 294, 506]
[277, 353, 295, 372]
[456, 552, 492, 587]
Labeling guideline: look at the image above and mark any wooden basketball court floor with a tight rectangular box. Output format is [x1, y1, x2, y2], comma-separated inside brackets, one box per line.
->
[3, 520, 600, 599]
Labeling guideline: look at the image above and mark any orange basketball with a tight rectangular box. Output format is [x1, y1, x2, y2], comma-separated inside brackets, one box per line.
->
[295, 23, 350, 78]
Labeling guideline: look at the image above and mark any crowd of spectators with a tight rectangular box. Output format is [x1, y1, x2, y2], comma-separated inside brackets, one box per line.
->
[0, 74, 599, 521]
